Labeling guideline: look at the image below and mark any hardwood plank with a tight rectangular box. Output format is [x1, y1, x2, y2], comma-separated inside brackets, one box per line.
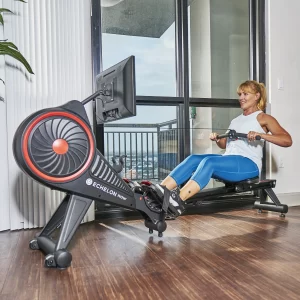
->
[1, 207, 300, 299]
[0, 288, 39, 300]
[0, 230, 21, 291]
[1, 229, 41, 298]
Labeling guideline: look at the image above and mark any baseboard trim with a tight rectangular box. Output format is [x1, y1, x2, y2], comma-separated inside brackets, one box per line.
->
[275, 193, 300, 207]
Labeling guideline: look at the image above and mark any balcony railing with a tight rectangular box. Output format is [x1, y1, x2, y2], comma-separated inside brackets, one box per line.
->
[104, 120, 178, 181]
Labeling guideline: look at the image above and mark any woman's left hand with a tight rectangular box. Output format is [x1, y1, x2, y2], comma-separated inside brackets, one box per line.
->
[247, 131, 260, 141]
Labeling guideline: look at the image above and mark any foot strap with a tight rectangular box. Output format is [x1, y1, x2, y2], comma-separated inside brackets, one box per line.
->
[152, 184, 170, 214]
[162, 187, 171, 213]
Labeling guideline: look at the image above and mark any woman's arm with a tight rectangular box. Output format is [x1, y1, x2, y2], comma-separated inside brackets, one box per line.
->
[254, 113, 292, 147]
[216, 138, 227, 149]
[209, 132, 227, 149]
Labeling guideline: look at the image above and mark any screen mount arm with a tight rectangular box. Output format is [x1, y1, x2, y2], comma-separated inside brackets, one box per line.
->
[81, 89, 111, 105]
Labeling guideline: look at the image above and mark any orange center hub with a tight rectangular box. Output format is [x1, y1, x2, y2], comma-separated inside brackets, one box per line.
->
[52, 139, 69, 155]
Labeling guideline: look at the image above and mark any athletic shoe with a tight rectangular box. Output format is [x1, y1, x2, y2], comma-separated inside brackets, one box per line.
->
[154, 184, 185, 217]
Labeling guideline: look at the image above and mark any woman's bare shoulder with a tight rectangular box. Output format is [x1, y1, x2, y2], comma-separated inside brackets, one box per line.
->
[257, 112, 276, 123]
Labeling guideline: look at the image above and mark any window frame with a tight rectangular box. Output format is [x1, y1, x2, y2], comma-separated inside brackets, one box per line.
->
[91, 0, 266, 175]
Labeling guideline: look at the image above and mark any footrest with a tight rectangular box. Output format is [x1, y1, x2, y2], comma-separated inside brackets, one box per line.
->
[144, 195, 163, 213]
[150, 184, 181, 217]
[141, 185, 163, 213]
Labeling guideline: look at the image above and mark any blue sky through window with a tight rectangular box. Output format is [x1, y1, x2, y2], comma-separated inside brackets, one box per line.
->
[102, 23, 177, 125]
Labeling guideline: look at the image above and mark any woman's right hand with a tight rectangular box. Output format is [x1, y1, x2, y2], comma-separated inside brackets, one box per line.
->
[209, 132, 220, 142]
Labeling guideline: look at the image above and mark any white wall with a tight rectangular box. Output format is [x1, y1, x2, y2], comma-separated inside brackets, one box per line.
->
[0, 0, 94, 231]
[266, 0, 300, 205]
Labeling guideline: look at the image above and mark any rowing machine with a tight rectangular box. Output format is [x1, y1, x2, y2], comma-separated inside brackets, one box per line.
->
[13, 92, 167, 269]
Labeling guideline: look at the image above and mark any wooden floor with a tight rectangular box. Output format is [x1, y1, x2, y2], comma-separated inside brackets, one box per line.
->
[1, 207, 300, 300]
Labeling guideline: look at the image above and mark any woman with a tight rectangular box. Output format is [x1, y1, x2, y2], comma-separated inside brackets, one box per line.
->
[154, 80, 292, 217]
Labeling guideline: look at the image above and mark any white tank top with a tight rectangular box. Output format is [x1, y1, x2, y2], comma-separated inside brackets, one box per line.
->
[223, 111, 265, 171]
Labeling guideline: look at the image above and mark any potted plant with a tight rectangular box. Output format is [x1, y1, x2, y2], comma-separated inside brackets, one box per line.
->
[0, 0, 34, 86]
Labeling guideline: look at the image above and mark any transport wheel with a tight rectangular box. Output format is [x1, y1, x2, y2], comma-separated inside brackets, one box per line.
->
[45, 254, 56, 268]
[29, 239, 39, 250]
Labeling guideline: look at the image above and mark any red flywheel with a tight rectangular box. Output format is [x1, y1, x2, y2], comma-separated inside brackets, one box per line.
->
[22, 111, 95, 183]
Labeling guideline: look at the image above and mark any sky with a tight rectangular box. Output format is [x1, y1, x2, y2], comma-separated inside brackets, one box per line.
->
[101, 22, 177, 126]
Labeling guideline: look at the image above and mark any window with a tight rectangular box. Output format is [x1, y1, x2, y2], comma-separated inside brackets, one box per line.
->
[189, 0, 249, 157]
[101, 0, 176, 96]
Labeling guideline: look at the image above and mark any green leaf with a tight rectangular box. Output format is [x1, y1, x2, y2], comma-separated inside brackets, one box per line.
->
[0, 9, 12, 13]
[0, 43, 34, 74]
[0, 1, 33, 76]
[0, 41, 19, 50]
[0, 9, 13, 25]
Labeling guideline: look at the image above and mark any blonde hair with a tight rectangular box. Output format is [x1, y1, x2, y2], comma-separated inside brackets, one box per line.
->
[237, 80, 267, 111]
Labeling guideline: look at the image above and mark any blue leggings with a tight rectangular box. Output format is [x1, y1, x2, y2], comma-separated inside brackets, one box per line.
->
[169, 154, 259, 189]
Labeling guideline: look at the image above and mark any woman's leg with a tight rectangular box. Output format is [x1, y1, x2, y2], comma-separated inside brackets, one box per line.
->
[179, 180, 201, 200]
[161, 154, 221, 190]
[179, 155, 259, 201]
[155, 154, 221, 217]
